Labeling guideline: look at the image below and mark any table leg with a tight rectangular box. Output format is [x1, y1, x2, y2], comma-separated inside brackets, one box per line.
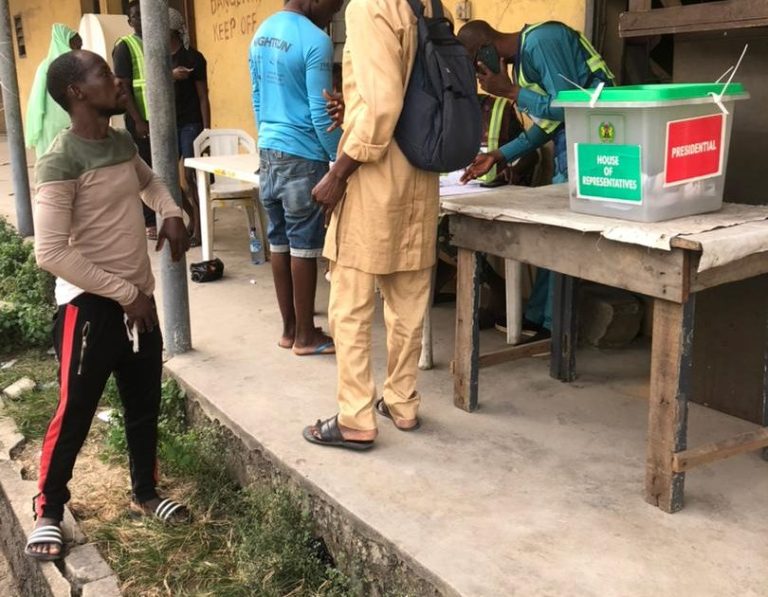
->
[454, 249, 481, 412]
[504, 260, 523, 345]
[762, 311, 768, 462]
[645, 296, 696, 513]
[550, 273, 578, 382]
[196, 169, 214, 262]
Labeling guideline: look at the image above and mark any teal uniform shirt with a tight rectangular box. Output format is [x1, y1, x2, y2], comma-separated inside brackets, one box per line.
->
[500, 22, 612, 164]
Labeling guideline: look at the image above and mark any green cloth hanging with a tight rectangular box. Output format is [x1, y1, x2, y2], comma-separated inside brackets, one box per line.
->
[24, 24, 77, 159]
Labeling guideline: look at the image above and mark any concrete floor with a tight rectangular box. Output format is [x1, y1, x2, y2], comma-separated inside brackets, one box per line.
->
[163, 209, 767, 597]
[0, 550, 18, 597]
[2, 140, 767, 596]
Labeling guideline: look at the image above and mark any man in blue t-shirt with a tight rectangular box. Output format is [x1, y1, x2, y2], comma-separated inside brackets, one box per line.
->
[249, 0, 343, 356]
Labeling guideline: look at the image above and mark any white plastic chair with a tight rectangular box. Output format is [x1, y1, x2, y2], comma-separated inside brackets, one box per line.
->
[418, 147, 551, 369]
[503, 142, 553, 343]
[192, 128, 268, 260]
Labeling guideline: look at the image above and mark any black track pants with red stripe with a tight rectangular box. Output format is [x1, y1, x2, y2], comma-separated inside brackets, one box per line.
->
[36, 293, 163, 521]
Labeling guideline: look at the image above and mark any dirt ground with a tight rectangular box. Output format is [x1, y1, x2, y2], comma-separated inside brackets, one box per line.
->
[17, 429, 144, 534]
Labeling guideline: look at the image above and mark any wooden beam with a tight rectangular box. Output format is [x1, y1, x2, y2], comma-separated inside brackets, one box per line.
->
[449, 215, 688, 302]
[628, 0, 652, 11]
[645, 297, 696, 513]
[453, 249, 481, 412]
[550, 274, 578, 382]
[670, 237, 702, 251]
[761, 309, 768, 462]
[475, 339, 551, 370]
[692, 251, 768, 293]
[672, 429, 768, 472]
[620, 0, 768, 38]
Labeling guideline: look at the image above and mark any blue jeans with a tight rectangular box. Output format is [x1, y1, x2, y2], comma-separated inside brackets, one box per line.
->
[178, 122, 204, 159]
[524, 128, 569, 330]
[259, 149, 328, 258]
[552, 127, 569, 185]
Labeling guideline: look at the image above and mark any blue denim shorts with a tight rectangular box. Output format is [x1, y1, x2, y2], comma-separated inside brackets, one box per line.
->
[259, 149, 328, 258]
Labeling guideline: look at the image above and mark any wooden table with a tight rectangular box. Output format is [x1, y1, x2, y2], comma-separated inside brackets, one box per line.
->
[184, 154, 260, 261]
[446, 186, 768, 513]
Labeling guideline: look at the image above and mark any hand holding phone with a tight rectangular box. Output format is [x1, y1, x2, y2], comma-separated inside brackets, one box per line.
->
[476, 44, 501, 74]
[475, 51, 519, 102]
[172, 66, 194, 81]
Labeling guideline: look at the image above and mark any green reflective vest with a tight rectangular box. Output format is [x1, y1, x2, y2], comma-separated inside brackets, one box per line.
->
[479, 96, 510, 183]
[516, 22, 614, 134]
[118, 34, 148, 121]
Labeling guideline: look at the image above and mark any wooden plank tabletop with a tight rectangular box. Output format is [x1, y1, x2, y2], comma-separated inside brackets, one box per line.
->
[441, 185, 768, 269]
[619, 0, 768, 38]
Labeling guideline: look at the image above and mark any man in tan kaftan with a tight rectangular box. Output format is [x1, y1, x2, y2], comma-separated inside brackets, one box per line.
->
[303, 0, 442, 449]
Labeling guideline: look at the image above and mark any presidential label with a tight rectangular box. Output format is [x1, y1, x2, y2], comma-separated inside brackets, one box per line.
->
[664, 114, 725, 186]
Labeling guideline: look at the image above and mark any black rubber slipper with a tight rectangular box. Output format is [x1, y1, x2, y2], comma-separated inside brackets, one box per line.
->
[375, 398, 421, 432]
[303, 415, 374, 451]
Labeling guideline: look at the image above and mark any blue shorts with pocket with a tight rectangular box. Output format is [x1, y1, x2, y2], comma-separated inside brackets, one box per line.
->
[259, 149, 328, 258]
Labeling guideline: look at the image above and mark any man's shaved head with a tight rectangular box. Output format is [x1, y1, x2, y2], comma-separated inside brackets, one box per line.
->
[46, 50, 126, 117]
[47, 51, 90, 111]
[457, 20, 500, 57]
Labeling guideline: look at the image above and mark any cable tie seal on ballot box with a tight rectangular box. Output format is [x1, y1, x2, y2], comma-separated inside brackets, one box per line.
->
[558, 74, 604, 107]
[709, 43, 748, 116]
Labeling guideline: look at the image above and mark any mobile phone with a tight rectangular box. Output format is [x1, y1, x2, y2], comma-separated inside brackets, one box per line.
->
[476, 44, 501, 74]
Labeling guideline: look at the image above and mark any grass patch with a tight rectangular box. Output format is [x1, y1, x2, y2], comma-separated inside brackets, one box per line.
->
[2, 348, 351, 596]
[0, 349, 59, 439]
[0, 217, 354, 595]
[94, 433, 349, 596]
[0, 217, 55, 354]
[94, 381, 350, 596]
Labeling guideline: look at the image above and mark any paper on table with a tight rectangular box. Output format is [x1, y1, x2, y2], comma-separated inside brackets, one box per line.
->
[439, 170, 498, 197]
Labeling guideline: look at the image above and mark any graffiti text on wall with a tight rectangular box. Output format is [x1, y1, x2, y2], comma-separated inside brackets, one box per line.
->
[211, 0, 263, 42]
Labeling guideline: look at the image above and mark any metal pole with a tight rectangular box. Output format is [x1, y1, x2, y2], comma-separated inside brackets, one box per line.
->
[0, 0, 32, 236]
[584, 0, 596, 43]
[140, 0, 192, 354]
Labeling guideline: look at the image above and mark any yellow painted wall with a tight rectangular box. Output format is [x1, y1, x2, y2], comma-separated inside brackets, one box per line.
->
[471, 0, 585, 37]
[9, 0, 83, 122]
[193, 0, 283, 138]
[9, 0, 585, 141]
[193, 0, 586, 139]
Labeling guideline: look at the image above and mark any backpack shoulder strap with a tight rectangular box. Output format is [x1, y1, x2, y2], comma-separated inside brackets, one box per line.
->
[403, 0, 424, 18]
[429, 0, 444, 19]
[403, 0, 445, 20]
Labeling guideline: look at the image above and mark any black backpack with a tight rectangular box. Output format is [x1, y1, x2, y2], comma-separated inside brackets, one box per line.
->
[394, 0, 482, 172]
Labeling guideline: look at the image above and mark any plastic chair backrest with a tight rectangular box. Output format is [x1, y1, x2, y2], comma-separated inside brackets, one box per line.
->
[193, 129, 258, 197]
[193, 128, 257, 158]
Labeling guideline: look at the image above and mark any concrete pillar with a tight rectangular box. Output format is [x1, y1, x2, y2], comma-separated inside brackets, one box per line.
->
[0, 0, 33, 236]
[139, 0, 192, 354]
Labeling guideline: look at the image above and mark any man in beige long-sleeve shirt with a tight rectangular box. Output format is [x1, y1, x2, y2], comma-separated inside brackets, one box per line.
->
[303, 0, 441, 450]
[26, 50, 190, 561]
